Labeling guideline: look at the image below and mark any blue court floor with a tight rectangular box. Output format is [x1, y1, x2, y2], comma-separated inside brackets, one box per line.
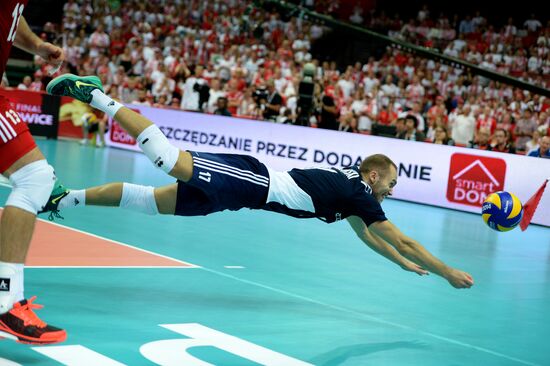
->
[0, 139, 549, 366]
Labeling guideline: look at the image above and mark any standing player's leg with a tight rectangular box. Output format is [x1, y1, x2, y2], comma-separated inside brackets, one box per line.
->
[0, 109, 67, 344]
[46, 75, 193, 182]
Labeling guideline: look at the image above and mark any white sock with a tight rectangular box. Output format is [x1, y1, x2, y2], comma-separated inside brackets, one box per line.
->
[0, 262, 24, 313]
[136, 125, 180, 174]
[58, 190, 86, 209]
[120, 183, 159, 215]
[90, 89, 124, 118]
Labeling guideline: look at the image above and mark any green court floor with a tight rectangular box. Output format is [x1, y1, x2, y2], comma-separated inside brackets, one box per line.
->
[0, 139, 549, 366]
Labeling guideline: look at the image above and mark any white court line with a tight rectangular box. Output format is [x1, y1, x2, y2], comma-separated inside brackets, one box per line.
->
[28, 266, 196, 269]
[0, 206, 200, 269]
[224, 265, 245, 269]
[36, 218, 201, 268]
[199, 267, 541, 366]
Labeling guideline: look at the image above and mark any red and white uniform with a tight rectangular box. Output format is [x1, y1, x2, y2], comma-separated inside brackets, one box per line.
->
[0, 0, 36, 173]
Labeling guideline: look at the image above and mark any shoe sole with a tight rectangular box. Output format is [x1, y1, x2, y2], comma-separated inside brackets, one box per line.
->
[46, 73, 104, 95]
[0, 327, 66, 345]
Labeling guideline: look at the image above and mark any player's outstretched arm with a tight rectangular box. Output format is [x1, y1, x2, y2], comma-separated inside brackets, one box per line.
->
[369, 220, 474, 289]
[347, 216, 428, 276]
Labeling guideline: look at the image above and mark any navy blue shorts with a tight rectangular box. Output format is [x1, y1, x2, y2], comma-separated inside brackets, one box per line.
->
[175, 151, 270, 216]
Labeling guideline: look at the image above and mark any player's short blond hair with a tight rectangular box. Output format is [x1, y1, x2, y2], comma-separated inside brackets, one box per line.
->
[360, 154, 397, 176]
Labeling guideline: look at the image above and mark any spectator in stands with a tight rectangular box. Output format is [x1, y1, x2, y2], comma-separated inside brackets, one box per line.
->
[515, 108, 538, 151]
[277, 109, 295, 124]
[378, 100, 398, 126]
[109, 29, 125, 57]
[361, 69, 379, 95]
[262, 80, 283, 121]
[525, 129, 541, 152]
[170, 97, 180, 109]
[180, 65, 207, 112]
[213, 97, 232, 117]
[206, 78, 226, 114]
[226, 79, 244, 117]
[527, 136, 550, 158]
[237, 87, 259, 118]
[459, 15, 475, 34]
[394, 117, 406, 138]
[29, 72, 43, 91]
[402, 101, 426, 132]
[153, 95, 169, 109]
[17, 76, 32, 90]
[432, 126, 454, 146]
[88, 23, 110, 59]
[489, 128, 516, 154]
[476, 105, 497, 134]
[62, 14, 78, 33]
[63, 0, 80, 17]
[426, 96, 447, 128]
[450, 105, 476, 146]
[471, 11, 487, 32]
[117, 47, 133, 74]
[119, 77, 140, 104]
[399, 115, 426, 141]
[496, 111, 516, 136]
[380, 75, 399, 107]
[338, 110, 359, 133]
[337, 69, 356, 101]
[132, 90, 152, 106]
[470, 128, 491, 150]
[318, 89, 339, 130]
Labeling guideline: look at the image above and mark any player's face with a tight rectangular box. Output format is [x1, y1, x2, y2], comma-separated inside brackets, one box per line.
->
[373, 166, 398, 203]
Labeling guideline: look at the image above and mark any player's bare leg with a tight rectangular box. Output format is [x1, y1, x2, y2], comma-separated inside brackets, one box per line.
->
[110, 108, 194, 182]
[47, 74, 193, 182]
[0, 147, 67, 344]
[1, 148, 44, 263]
[40, 182, 178, 217]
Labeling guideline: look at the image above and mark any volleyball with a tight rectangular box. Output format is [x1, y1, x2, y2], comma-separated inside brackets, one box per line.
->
[81, 112, 97, 127]
[481, 191, 523, 232]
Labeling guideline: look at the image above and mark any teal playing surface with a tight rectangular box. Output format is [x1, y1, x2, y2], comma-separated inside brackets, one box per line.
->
[1, 139, 549, 366]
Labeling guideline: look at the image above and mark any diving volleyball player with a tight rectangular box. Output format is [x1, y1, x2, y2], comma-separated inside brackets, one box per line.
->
[43, 74, 474, 289]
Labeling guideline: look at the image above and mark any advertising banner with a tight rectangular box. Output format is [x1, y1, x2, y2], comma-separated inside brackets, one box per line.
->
[0, 88, 59, 139]
[57, 96, 95, 139]
[106, 106, 550, 227]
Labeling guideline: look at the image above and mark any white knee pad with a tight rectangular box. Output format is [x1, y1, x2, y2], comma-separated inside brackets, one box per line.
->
[136, 125, 180, 174]
[5, 160, 55, 214]
[120, 183, 159, 215]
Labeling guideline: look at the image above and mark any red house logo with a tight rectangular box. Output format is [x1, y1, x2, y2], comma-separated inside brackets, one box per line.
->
[447, 153, 506, 207]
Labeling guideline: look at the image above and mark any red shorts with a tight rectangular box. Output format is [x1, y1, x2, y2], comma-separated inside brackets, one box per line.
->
[0, 96, 37, 173]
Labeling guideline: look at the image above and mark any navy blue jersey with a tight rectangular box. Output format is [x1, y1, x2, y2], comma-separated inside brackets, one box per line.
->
[263, 165, 387, 226]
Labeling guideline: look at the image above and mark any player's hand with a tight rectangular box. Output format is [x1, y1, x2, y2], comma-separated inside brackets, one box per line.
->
[36, 42, 65, 69]
[446, 268, 474, 289]
[401, 260, 429, 276]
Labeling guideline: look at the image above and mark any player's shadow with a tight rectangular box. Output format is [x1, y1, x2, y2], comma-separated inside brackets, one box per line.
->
[310, 340, 429, 366]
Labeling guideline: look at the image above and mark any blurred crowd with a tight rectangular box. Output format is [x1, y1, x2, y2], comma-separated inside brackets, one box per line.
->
[7, 0, 550, 158]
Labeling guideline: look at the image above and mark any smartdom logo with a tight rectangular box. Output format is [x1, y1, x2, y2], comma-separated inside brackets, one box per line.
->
[447, 153, 506, 207]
